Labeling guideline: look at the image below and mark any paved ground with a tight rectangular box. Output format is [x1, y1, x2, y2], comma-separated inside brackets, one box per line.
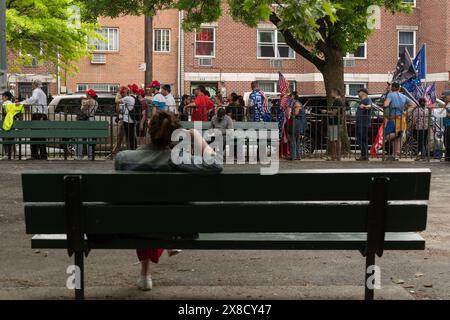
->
[0, 160, 449, 300]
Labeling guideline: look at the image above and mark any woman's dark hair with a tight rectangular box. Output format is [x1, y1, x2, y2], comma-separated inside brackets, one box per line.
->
[149, 111, 181, 148]
[418, 97, 427, 106]
[237, 95, 245, 107]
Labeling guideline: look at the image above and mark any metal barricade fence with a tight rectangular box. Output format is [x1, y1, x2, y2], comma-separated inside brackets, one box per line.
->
[288, 105, 442, 161]
[0, 102, 445, 161]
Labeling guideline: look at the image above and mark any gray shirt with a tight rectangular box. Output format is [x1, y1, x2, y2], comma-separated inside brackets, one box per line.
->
[115, 144, 223, 173]
[211, 115, 234, 135]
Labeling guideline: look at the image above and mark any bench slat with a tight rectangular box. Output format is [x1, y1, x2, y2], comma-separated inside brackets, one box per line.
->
[0, 130, 109, 139]
[30, 232, 425, 251]
[0, 121, 109, 130]
[0, 139, 107, 145]
[25, 201, 427, 234]
[22, 169, 432, 203]
[181, 121, 279, 131]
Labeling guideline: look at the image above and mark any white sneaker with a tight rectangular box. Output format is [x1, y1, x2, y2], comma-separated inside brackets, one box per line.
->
[137, 276, 153, 291]
[168, 249, 182, 257]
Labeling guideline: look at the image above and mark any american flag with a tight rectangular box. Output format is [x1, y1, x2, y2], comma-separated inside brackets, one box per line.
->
[260, 90, 269, 113]
[279, 72, 290, 109]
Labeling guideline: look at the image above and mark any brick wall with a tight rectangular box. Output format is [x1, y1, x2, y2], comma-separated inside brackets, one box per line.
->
[65, 16, 146, 93]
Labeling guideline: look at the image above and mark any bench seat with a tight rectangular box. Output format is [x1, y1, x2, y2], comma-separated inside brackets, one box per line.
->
[32, 232, 425, 251]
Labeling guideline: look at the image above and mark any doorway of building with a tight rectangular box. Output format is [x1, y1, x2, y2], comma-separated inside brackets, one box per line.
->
[190, 82, 218, 97]
[18, 82, 49, 101]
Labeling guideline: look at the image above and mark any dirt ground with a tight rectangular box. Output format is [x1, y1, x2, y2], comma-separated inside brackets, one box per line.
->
[0, 160, 449, 300]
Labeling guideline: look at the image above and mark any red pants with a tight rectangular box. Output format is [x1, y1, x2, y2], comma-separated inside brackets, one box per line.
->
[136, 249, 164, 263]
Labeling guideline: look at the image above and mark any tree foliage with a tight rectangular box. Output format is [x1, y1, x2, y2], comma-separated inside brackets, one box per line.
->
[6, 0, 101, 76]
[81, 0, 411, 75]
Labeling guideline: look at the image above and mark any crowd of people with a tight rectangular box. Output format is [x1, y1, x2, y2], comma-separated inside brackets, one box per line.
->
[1, 78, 450, 162]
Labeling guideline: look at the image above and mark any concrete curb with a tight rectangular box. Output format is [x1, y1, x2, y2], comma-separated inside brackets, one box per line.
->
[0, 285, 414, 300]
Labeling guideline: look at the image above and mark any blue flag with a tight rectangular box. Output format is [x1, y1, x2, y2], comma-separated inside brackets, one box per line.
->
[393, 49, 417, 84]
[413, 45, 426, 80]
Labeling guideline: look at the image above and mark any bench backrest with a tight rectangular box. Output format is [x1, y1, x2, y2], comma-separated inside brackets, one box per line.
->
[0, 121, 109, 139]
[181, 121, 279, 131]
[22, 169, 431, 235]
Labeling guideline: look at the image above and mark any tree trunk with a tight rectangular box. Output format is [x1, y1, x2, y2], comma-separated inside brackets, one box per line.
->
[320, 50, 351, 156]
[144, 16, 153, 86]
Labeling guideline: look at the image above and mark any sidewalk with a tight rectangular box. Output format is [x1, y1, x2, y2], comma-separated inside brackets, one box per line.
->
[0, 285, 413, 300]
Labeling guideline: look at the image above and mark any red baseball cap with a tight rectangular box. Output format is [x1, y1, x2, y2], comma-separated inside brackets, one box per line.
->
[85, 89, 97, 98]
[148, 80, 161, 89]
[129, 84, 140, 94]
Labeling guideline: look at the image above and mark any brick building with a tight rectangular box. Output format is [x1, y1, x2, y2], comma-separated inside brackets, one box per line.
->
[7, 0, 450, 99]
[64, 9, 181, 96]
[184, 0, 450, 97]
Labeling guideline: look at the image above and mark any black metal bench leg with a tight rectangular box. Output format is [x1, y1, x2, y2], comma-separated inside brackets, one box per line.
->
[74, 251, 85, 300]
[365, 252, 376, 300]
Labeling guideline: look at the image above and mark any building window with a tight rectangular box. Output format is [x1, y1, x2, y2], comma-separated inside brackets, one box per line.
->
[195, 28, 215, 58]
[154, 29, 170, 53]
[346, 43, 367, 59]
[257, 30, 295, 59]
[345, 83, 367, 96]
[77, 84, 119, 93]
[398, 30, 416, 57]
[402, 0, 416, 8]
[90, 28, 119, 52]
[259, 80, 296, 93]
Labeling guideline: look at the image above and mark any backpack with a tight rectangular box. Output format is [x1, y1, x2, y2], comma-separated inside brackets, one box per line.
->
[129, 96, 143, 122]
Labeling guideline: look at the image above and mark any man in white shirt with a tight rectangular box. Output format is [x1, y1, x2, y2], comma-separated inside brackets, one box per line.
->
[19, 80, 48, 160]
[120, 91, 137, 150]
[161, 84, 177, 114]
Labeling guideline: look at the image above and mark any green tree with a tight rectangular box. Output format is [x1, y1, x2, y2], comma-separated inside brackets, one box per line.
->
[80, 0, 412, 97]
[6, 0, 101, 76]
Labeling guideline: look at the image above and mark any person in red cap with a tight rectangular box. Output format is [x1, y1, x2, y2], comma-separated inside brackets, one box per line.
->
[76, 89, 99, 159]
[147, 80, 167, 113]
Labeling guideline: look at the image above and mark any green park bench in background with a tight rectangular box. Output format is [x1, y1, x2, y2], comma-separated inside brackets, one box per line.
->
[0, 121, 109, 160]
[181, 121, 279, 159]
[22, 169, 431, 300]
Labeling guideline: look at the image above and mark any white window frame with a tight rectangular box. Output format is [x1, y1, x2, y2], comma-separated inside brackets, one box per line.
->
[397, 30, 416, 58]
[258, 80, 296, 94]
[76, 83, 119, 93]
[402, 0, 416, 8]
[346, 42, 367, 60]
[257, 29, 295, 60]
[153, 29, 171, 53]
[92, 28, 119, 53]
[195, 27, 216, 58]
[345, 83, 368, 96]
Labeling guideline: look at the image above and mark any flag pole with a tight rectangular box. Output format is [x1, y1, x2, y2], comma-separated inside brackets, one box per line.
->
[424, 43, 427, 82]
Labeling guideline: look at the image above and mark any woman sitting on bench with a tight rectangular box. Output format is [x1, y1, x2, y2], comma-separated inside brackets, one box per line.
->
[115, 110, 223, 291]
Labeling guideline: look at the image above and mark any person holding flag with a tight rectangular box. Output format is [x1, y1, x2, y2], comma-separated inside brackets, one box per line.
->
[383, 82, 415, 160]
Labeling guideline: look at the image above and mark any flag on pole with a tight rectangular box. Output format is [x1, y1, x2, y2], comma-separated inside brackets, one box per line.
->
[370, 123, 385, 158]
[392, 49, 417, 85]
[279, 72, 290, 109]
[424, 83, 437, 105]
[413, 44, 427, 81]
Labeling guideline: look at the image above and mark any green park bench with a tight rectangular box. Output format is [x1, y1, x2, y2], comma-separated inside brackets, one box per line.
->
[181, 121, 279, 159]
[0, 121, 109, 160]
[22, 169, 430, 300]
